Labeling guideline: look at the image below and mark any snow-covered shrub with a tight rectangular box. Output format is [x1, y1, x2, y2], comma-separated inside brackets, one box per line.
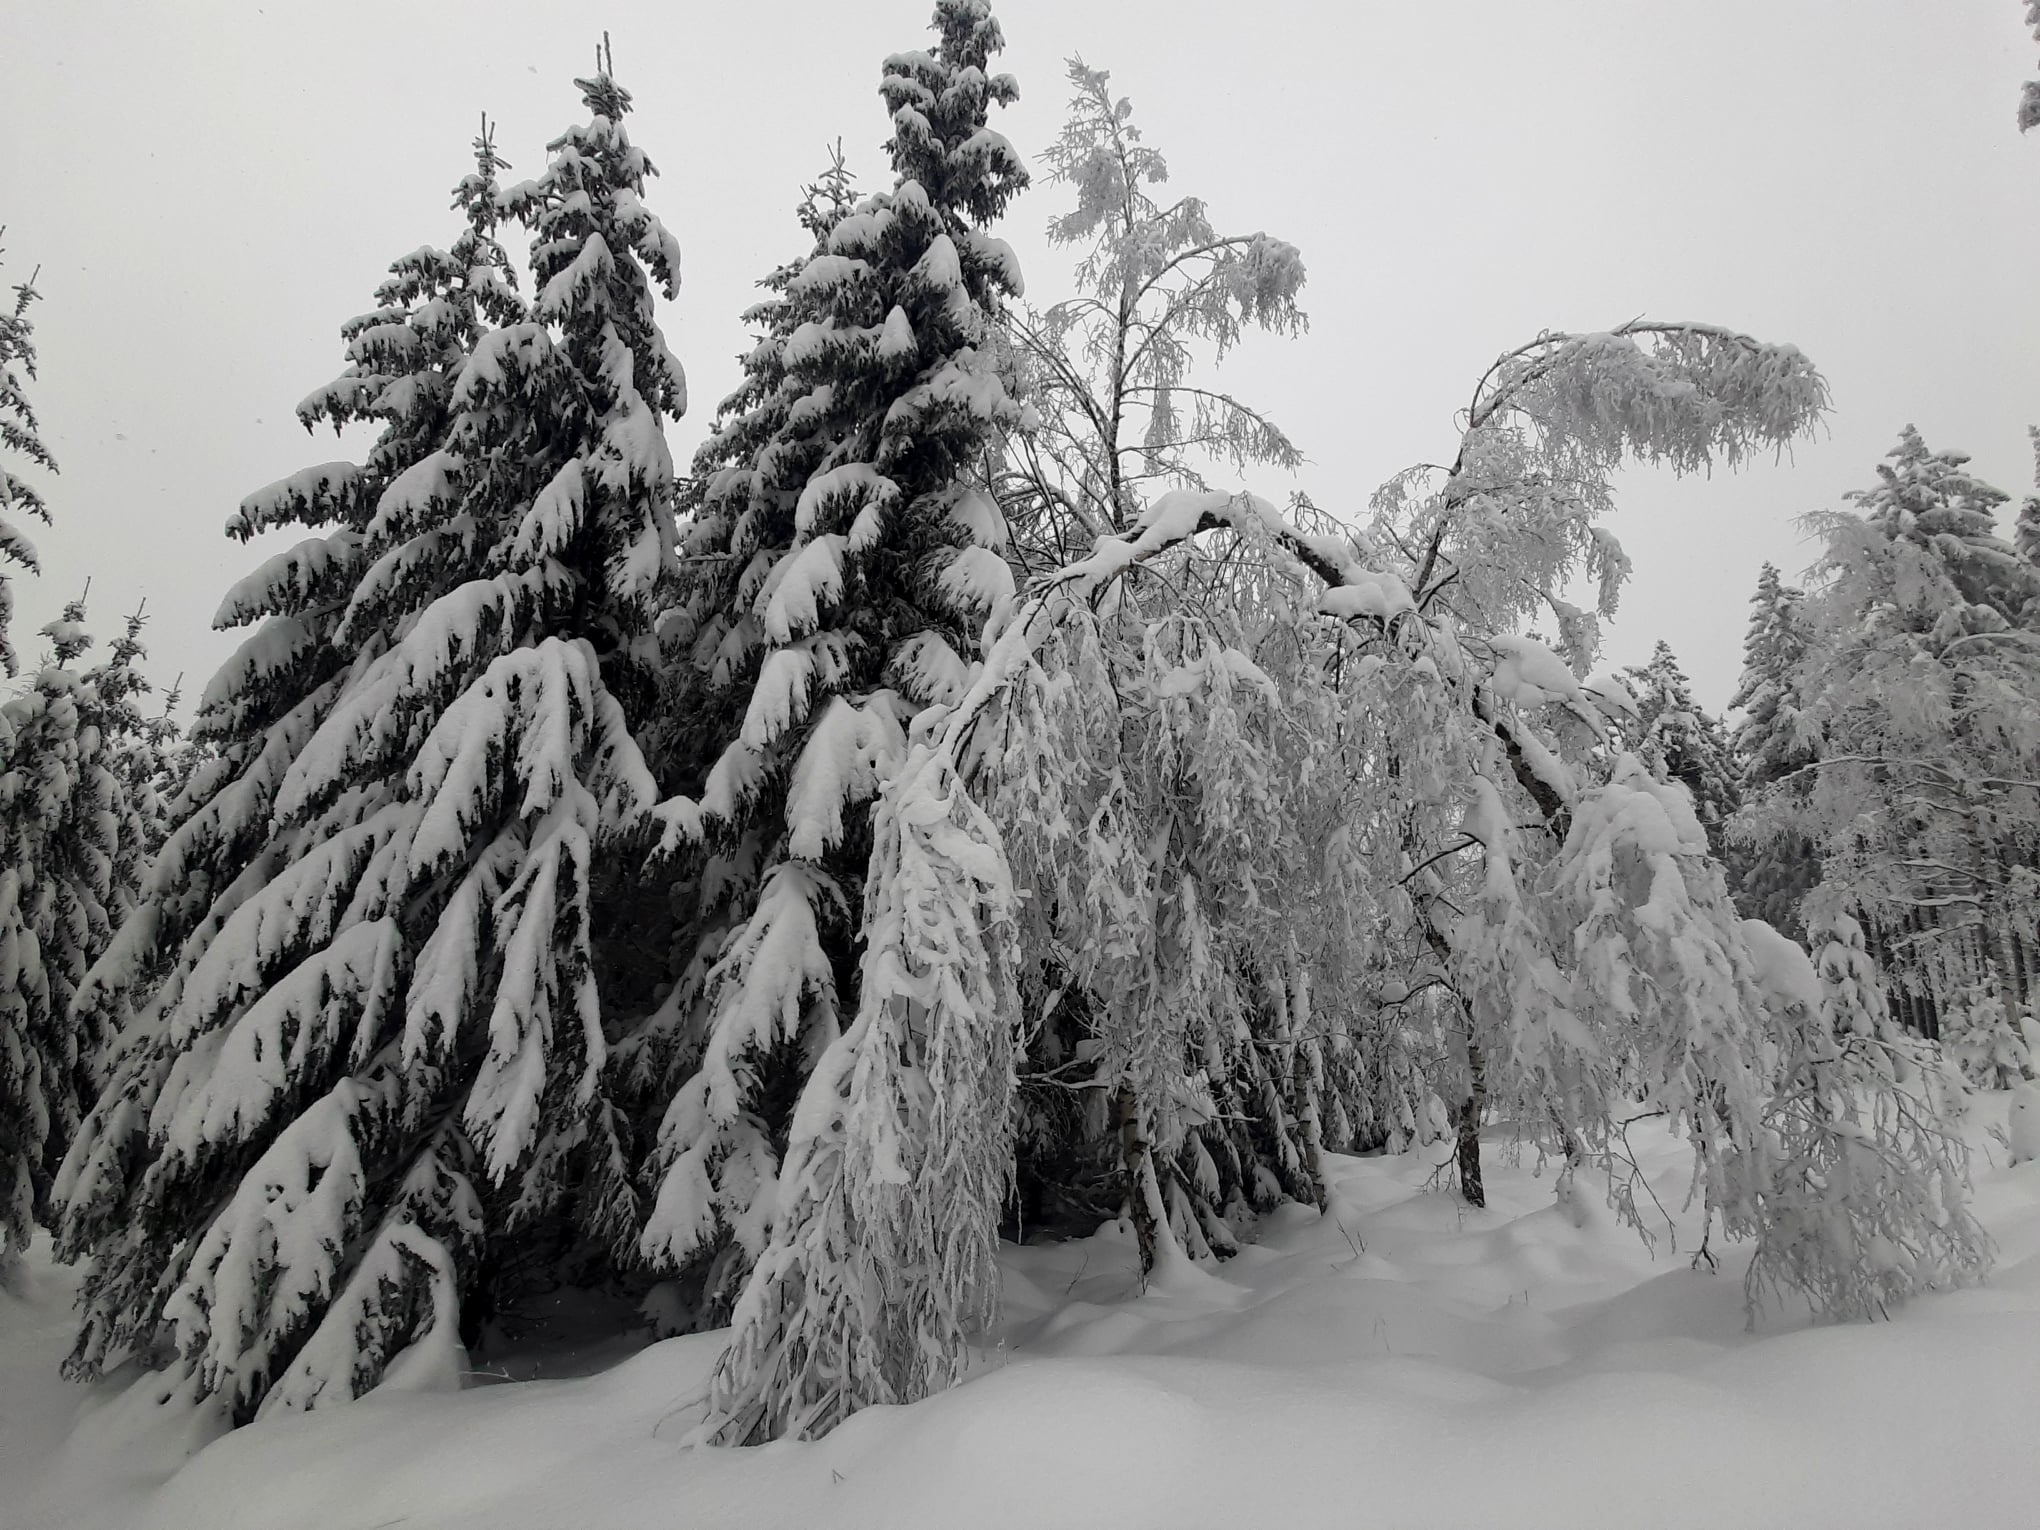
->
[1941, 984, 2039, 1091]
[1747, 914, 1990, 1319]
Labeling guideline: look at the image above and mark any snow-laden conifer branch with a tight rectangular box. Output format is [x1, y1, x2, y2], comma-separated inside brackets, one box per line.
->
[0, 595, 166, 1276]
[0, 235, 57, 679]
[57, 68, 688, 1419]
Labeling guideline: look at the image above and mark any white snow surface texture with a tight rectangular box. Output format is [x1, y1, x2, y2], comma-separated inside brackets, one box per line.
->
[6, 1107, 2040, 1529]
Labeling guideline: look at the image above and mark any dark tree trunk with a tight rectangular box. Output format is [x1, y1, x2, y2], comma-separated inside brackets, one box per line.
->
[1115, 1082, 1163, 1279]
[1456, 1042, 1487, 1209]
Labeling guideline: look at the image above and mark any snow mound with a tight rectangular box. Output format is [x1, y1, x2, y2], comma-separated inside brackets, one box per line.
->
[9, 1115, 2040, 1529]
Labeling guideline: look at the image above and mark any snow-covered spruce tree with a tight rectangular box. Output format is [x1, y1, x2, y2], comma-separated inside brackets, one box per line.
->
[56, 78, 684, 1422]
[1770, 429, 2040, 1078]
[638, 1, 1028, 1444]
[1746, 911, 1989, 1317]
[80, 606, 175, 915]
[1620, 641, 1738, 858]
[51, 601, 166, 1067]
[1725, 562, 1821, 937]
[2012, 431, 2040, 569]
[107, 633, 186, 869]
[621, 157, 866, 1170]
[0, 235, 55, 678]
[54, 120, 527, 1398]
[0, 599, 159, 1278]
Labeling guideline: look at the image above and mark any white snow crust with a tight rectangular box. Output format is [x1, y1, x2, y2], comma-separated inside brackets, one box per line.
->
[11, 1108, 2040, 1529]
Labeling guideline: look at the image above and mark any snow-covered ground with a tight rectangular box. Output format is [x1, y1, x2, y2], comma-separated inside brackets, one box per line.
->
[8, 1108, 2040, 1530]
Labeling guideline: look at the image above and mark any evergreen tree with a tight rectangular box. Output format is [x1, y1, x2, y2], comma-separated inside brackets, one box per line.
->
[618, 151, 866, 1331]
[0, 598, 158, 1278]
[1726, 562, 1820, 936]
[2014, 429, 2040, 570]
[1620, 639, 1739, 858]
[56, 121, 525, 1401]
[107, 642, 186, 868]
[0, 234, 55, 678]
[638, 0, 1028, 1443]
[57, 73, 686, 1421]
[1729, 563, 1818, 789]
[1768, 428, 2040, 1068]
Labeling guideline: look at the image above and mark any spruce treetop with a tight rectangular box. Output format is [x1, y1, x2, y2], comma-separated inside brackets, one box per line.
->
[1807, 428, 2040, 664]
[882, 0, 1026, 229]
[0, 235, 56, 677]
[501, 47, 685, 423]
[1729, 560, 1817, 792]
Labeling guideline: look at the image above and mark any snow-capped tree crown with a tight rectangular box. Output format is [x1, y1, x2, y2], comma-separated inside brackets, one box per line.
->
[1001, 58, 1307, 569]
[1728, 561, 1819, 785]
[0, 237, 55, 677]
[1372, 321, 1828, 671]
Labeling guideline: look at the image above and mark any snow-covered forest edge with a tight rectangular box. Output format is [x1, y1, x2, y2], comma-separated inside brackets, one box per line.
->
[4, 2, 2040, 1523]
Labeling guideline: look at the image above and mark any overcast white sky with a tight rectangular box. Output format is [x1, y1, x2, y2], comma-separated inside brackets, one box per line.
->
[2, 1, 2035, 712]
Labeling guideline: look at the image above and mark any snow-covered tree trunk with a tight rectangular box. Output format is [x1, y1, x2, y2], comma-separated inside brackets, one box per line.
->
[1454, 1041, 1488, 1211]
[1114, 1080, 1173, 1280]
